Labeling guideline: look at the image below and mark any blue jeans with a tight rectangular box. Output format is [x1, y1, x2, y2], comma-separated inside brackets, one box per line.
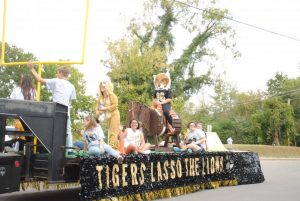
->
[73, 141, 84, 150]
[88, 144, 119, 157]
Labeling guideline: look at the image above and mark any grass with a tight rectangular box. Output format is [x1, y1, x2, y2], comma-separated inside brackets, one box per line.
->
[224, 144, 300, 158]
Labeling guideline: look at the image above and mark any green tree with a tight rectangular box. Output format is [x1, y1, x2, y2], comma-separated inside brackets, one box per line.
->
[207, 74, 297, 146]
[104, 0, 238, 122]
[104, 39, 167, 122]
[0, 42, 36, 98]
[209, 77, 267, 144]
[255, 98, 296, 146]
[131, 0, 239, 99]
[211, 100, 263, 144]
[267, 72, 300, 145]
[173, 100, 210, 132]
[210, 75, 238, 114]
[267, 72, 288, 96]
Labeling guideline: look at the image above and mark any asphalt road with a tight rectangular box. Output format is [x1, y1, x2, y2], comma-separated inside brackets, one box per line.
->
[0, 159, 299, 201]
[160, 159, 300, 201]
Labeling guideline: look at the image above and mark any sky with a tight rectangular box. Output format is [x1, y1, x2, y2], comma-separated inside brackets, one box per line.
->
[217, 0, 300, 92]
[1, 0, 300, 97]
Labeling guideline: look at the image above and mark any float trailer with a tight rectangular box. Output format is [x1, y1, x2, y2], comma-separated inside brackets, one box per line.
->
[0, 98, 80, 194]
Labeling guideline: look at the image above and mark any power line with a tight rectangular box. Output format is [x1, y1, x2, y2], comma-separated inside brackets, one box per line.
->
[172, 0, 300, 107]
[272, 88, 300, 97]
[233, 88, 300, 107]
[211, 88, 300, 109]
[200, 88, 300, 116]
[174, 0, 300, 42]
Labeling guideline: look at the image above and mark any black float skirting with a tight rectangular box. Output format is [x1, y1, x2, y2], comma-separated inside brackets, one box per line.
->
[79, 151, 264, 201]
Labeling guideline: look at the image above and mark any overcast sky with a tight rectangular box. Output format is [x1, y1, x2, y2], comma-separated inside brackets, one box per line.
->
[1, 0, 300, 97]
[218, 0, 300, 92]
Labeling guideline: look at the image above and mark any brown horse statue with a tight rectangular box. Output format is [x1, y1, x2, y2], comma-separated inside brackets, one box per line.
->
[127, 101, 181, 147]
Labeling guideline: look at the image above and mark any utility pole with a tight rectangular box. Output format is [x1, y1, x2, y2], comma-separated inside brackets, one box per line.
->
[287, 98, 291, 145]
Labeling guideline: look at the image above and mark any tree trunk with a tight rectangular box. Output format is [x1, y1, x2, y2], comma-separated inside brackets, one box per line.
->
[273, 129, 280, 146]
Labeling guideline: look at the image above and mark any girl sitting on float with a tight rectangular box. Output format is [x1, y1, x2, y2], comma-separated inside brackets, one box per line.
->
[119, 119, 151, 154]
[176, 121, 206, 153]
[82, 115, 123, 163]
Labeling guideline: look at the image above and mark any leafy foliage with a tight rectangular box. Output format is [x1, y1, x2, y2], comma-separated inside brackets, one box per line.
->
[0, 42, 36, 98]
[255, 98, 296, 146]
[265, 72, 300, 145]
[104, 39, 167, 122]
[104, 0, 238, 123]
[206, 74, 297, 146]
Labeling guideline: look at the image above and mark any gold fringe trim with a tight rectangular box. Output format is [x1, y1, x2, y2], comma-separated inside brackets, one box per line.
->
[94, 180, 238, 201]
[20, 179, 238, 200]
[20, 181, 80, 191]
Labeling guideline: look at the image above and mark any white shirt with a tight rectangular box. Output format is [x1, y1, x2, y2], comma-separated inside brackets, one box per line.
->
[46, 78, 76, 115]
[124, 128, 141, 148]
[10, 87, 36, 100]
[84, 126, 105, 147]
[188, 129, 206, 148]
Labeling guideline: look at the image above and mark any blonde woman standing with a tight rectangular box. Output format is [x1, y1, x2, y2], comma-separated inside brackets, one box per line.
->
[95, 81, 120, 149]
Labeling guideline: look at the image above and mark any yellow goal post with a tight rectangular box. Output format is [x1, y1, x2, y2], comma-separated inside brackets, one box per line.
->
[1, 0, 90, 153]
[1, 0, 90, 100]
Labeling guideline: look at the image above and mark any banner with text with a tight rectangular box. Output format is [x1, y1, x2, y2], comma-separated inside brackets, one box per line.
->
[79, 151, 264, 200]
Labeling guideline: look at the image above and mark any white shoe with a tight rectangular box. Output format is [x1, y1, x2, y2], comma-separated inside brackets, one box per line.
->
[143, 150, 151, 154]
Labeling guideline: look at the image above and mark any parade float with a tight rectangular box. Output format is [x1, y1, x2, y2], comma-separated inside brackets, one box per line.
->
[0, 71, 264, 200]
[0, 98, 264, 200]
[0, 0, 264, 200]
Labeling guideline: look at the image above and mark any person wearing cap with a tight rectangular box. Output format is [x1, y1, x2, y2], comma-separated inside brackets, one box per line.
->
[95, 81, 120, 149]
